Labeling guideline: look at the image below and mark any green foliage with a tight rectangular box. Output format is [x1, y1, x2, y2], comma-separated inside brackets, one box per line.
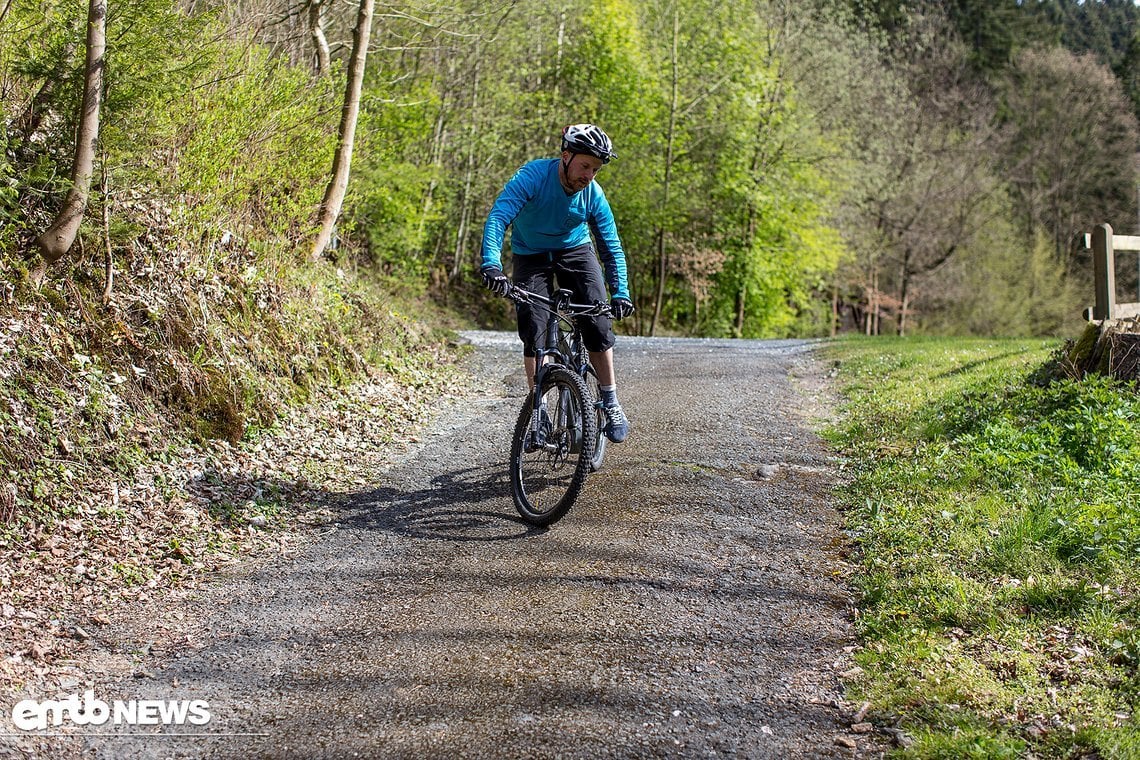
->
[0, 0, 87, 230]
[705, 108, 845, 338]
[159, 43, 335, 248]
[827, 336, 1140, 756]
[349, 82, 442, 280]
[1000, 46, 1139, 262]
[101, 0, 217, 126]
[920, 226, 1083, 337]
[563, 0, 654, 125]
[554, 0, 661, 321]
[1044, 0, 1140, 122]
[5, 0, 1139, 339]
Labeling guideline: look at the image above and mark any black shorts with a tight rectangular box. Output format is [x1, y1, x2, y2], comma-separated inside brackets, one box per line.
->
[511, 244, 615, 358]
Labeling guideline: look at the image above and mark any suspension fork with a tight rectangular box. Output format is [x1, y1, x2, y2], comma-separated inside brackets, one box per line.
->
[527, 364, 546, 450]
[527, 290, 575, 450]
[528, 344, 560, 448]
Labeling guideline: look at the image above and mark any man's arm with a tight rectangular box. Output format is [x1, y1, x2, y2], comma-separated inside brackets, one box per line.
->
[480, 164, 537, 270]
[587, 189, 630, 301]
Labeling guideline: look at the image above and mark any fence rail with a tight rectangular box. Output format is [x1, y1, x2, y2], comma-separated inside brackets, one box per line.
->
[1087, 223, 1140, 321]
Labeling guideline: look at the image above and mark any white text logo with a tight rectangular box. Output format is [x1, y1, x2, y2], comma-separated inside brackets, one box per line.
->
[12, 690, 211, 731]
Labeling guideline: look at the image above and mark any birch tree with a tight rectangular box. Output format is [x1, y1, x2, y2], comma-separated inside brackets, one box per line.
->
[32, 0, 106, 281]
[307, 0, 331, 76]
[310, 0, 373, 260]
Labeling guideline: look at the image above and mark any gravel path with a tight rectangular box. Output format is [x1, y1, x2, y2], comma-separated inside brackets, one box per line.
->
[27, 333, 883, 758]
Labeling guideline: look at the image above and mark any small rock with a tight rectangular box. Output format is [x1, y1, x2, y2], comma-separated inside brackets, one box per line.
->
[851, 722, 873, 733]
[756, 464, 780, 479]
[834, 736, 857, 749]
[881, 727, 914, 748]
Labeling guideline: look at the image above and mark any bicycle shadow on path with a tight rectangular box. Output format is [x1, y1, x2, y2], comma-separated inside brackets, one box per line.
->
[322, 462, 547, 542]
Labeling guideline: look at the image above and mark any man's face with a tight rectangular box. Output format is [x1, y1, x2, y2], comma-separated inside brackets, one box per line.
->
[561, 152, 604, 192]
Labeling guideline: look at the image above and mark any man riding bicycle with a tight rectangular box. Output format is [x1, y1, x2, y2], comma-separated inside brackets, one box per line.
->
[479, 123, 634, 444]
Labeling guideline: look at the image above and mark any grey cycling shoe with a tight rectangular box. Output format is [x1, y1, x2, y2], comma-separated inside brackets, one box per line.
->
[602, 402, 630, 443]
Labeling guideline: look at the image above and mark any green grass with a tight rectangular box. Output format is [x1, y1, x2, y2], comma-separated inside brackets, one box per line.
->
[824, 336, 1140, 759]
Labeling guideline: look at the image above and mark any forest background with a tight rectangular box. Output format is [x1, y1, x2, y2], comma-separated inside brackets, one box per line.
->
[3, 0, 1140, 344]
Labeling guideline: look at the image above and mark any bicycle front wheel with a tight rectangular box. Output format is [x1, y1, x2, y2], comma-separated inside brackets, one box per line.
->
[510, 366, 596, 526]
[586, 369, 607, 472]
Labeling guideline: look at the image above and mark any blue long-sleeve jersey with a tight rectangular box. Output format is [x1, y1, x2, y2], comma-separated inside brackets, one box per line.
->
[480, 158, 630, 301]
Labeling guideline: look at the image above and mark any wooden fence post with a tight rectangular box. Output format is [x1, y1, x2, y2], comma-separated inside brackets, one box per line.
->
[1092, 223, 1116, 320]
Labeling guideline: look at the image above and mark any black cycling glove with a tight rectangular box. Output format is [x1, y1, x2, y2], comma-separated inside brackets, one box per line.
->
[610, 297, 635, 321]
[480, 266, 511, 297]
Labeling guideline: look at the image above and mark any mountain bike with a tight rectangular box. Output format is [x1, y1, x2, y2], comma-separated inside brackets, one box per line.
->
[506, 286, 612, 526]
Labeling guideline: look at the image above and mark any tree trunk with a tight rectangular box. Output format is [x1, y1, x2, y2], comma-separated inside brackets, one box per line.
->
[734, 97, 773, 340]
[419, 104, 447, 265]
[865, 263, 878, 336]
[830, 280, 839, 337]
[649, 9, 679, 337]
[100, 157, 114, 303]
[451, 42, 480, 281]
[553, 8, 565, 99]
[310, 0, 374, 261]
[307, 0, 331, 77]
[32, 0, 105, 277]
[897, 247, 911, 336]
[734, 286, 746, 338]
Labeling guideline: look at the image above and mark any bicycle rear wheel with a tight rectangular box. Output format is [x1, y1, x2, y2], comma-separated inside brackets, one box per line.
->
[510, 366, 595, 526]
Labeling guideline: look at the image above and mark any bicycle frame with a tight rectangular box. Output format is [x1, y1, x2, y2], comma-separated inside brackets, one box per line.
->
[510, 287, 609, 453]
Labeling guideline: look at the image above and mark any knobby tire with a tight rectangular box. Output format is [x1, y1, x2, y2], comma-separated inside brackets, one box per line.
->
[510, 366, 595, 526]
[586, 369, 607, 472]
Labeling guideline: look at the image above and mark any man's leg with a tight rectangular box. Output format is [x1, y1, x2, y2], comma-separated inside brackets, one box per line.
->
[589, 347, 628, 443]
[524, 355, 538, 388]
[514, 254, 553, 389]
[552, 245, 629, 443]
[588, 348, 615, 386]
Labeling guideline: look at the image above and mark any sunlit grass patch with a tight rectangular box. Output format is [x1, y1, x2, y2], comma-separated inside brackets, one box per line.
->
[825, 336, 1140, 758]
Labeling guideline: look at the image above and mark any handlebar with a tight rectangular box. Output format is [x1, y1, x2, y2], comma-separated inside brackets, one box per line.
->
[507, 286, 614, 318]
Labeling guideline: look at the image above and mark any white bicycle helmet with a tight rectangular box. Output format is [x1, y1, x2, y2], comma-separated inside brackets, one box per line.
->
[561, 123, 616, 163]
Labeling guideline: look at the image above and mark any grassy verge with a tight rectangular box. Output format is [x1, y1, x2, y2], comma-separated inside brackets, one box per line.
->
[823, 336, 1140, 759]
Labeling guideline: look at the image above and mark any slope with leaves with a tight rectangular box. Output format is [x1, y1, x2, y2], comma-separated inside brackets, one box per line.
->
[0, 4, 471, 702]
